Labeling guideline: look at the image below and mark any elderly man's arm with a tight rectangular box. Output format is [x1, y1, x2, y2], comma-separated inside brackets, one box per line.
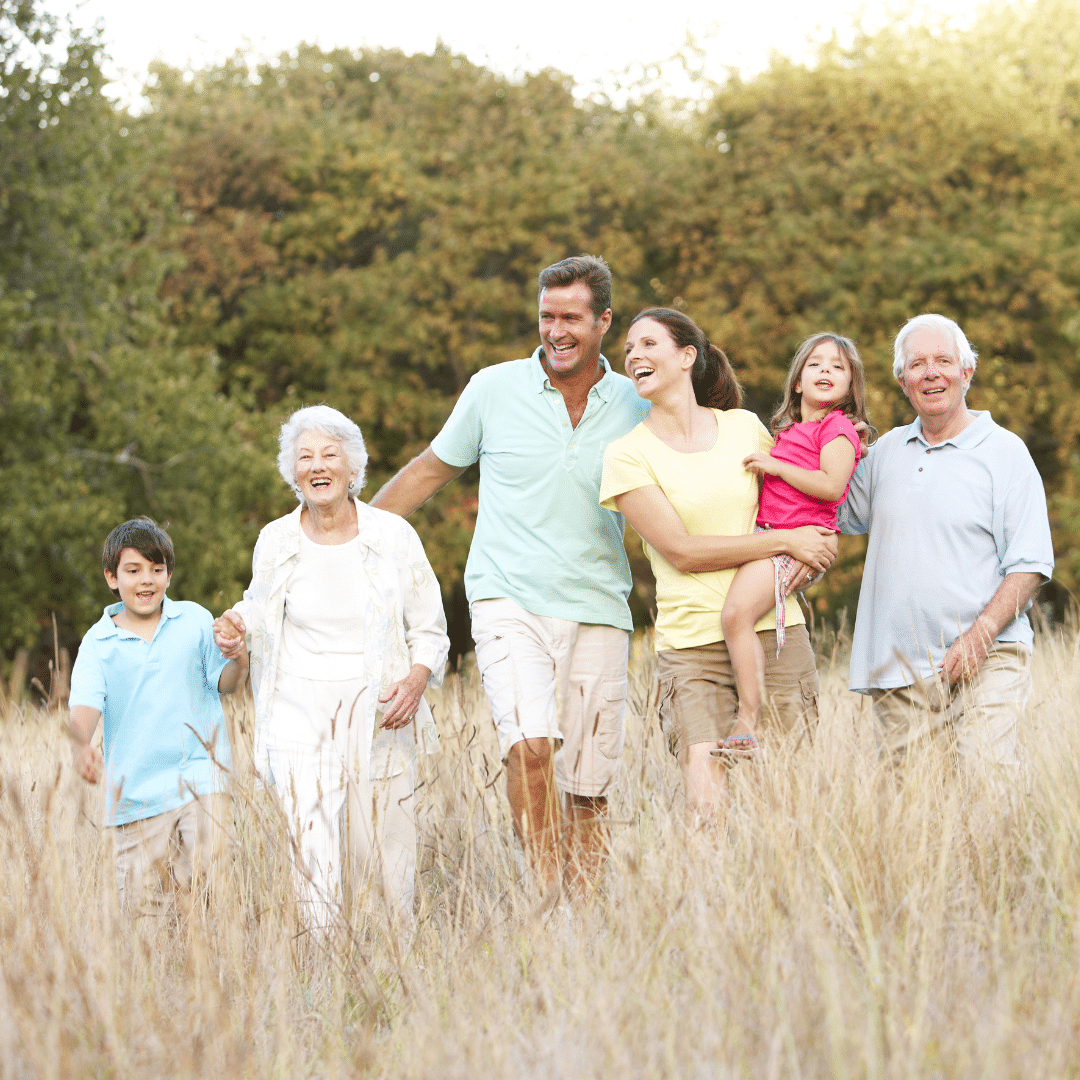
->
[836, 442, 874, 535]
[941, 572, 1045, 684]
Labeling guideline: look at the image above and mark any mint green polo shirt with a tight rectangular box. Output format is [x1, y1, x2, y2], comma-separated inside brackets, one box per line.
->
[69, 596, 232, 826]
[431, 347, 650, 630]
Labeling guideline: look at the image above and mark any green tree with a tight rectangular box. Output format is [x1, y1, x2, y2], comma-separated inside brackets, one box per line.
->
[0, 1, 277, 674]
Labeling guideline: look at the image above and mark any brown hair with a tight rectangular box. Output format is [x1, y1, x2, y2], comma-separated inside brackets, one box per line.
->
[102, 517, 175, 598]
[771, 333, 873, 436]
[537, 255, 612, 318]
[629, 307, 742, 410]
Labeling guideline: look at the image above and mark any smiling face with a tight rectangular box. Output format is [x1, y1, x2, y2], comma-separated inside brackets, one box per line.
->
[898, 327, 972, 425]
[294, 429, 357, 509]
[538, 281, 612, 381]
[623, 316, 697, 400]
[104, 548, 171, 620]
[795, 339, 853, 419]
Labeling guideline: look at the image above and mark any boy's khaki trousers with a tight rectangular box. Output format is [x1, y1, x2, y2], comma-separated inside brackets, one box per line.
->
[110, 792, 232, 914]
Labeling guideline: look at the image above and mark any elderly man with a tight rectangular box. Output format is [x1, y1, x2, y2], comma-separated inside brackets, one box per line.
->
[371, 255, 649, 892]
[839, 314, 1054, 780]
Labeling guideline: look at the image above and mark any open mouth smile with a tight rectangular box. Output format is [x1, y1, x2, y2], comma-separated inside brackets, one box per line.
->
[631, 367, 655, 381]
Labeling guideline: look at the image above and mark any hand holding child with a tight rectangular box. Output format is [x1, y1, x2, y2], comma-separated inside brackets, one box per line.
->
[742, 450, 782, 477]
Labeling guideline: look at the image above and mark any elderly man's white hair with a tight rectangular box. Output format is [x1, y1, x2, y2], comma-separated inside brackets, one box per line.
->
[277, 404, 368, 502]
[892, 313, 979, 381]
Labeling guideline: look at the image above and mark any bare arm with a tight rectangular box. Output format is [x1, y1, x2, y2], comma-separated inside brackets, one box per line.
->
[614, 486, 838, 575]
[743, 435, 858, 504]
[217, 641, 249, 694]
[940, 572, 1044, 684]
[69, 705, 104, 784]
[369, 448, 465, 518]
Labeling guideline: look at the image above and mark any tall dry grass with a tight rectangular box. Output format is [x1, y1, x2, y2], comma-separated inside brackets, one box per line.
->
[2, 628, 1079, 1078]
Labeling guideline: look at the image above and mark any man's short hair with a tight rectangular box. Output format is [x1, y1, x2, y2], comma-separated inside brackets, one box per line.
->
[102, 518, 175, 597]
[893, 313, 979, 380]
[537, 255, 612, 318]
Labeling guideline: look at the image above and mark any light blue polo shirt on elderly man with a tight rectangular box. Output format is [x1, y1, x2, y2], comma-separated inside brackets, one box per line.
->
[839, 410, 1054, 693]
[69, 596, 232, 826]
[431, 347, 650, 630]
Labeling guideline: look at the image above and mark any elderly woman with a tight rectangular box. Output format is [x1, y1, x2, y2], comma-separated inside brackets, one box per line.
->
[215, 405, 449, 927]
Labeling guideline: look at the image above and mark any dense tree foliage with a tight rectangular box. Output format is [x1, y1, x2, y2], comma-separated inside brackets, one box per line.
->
[0, 2, 278, 674]
[4, 0, 1080, 676]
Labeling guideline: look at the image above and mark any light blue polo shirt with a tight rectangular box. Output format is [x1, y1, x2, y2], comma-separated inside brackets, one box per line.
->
[69, 596, 232, 826]
[839, 410, 1054, 692]
[431, 347, 650, 630]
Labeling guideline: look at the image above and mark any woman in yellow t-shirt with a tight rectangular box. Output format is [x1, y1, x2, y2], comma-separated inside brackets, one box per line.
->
[599, 308, 838, 819]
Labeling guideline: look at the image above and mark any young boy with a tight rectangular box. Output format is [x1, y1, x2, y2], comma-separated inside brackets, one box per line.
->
[69, 517, 248, 914]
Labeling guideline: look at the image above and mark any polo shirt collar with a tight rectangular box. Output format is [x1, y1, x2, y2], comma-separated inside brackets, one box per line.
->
[529, 346, 615, 400]
[92, 594, 178, 639]
[905, 409, 995, 450]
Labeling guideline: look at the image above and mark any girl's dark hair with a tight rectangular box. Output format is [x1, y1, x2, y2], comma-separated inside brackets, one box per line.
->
[630, 307, 742, 410]
[772, 333, 874, 438]
[102, 517, 175, 597]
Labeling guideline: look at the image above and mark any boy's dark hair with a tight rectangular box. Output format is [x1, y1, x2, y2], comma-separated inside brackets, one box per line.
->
[537, 255, 612, 318]
[102, 518, 175, 597]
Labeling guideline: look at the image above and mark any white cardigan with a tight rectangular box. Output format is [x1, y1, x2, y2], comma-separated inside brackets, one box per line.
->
[235, 499, 449, 781]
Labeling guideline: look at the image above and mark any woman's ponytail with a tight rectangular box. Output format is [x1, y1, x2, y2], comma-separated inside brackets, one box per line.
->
[630, 307, 743, 413]
[693, 339, 742, 411]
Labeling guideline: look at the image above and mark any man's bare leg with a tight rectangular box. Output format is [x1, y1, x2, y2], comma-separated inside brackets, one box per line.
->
[506, 737, 562, 891]
[564, 793, 608, 897]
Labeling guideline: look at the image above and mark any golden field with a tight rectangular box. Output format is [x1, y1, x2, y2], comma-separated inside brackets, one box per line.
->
[2, 628, 1079, 1079]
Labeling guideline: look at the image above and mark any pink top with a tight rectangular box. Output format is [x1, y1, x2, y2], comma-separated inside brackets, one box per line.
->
[757, 411, 862, 531]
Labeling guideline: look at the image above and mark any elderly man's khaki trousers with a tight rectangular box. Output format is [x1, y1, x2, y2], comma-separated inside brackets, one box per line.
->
[869, 642, 1031, 781]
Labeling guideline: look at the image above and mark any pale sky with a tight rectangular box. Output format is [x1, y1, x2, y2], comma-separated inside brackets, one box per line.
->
[42, 0, 984, 109]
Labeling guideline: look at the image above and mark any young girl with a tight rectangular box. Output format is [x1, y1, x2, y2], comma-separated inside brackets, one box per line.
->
[718, 333, 871, 757]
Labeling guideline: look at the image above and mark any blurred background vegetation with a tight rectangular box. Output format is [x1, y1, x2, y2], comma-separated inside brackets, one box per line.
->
[3, 0, 1080, 682]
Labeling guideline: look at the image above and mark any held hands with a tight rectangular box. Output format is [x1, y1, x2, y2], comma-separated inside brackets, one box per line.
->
[378, 664, 432, 729]
[742, 451, 783, 477]
[213, 609, 247, 660]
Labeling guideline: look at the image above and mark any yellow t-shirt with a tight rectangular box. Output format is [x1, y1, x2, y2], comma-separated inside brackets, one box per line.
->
[600, 408, 804, 651]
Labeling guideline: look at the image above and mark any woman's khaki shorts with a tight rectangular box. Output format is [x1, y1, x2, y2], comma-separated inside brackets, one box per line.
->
[656, 626, 819, 757]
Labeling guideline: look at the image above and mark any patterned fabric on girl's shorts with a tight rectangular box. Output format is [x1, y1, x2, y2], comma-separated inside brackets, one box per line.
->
[755, 525, 820, 657]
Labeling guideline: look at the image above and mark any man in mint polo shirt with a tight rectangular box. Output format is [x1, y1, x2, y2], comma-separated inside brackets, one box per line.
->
[371, 255, 649, 891]
[839, 314, 1053, 786]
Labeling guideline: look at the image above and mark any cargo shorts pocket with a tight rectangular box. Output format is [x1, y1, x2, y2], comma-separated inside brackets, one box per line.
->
[473, 636, 513, 719]
[656, 675, 678, 756]
[597, 678, 628, 759]
[799, 673, 820, 740]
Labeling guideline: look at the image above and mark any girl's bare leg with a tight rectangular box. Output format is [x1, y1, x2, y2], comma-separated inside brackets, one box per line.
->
[721, 559, 782, 738]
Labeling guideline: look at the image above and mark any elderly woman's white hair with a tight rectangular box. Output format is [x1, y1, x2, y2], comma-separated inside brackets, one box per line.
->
[277, 405, 368, 501]
[893, 313, 979, 380]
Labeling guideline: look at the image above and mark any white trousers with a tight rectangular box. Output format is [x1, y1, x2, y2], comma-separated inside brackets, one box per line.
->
[265, 673, 416, 929]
